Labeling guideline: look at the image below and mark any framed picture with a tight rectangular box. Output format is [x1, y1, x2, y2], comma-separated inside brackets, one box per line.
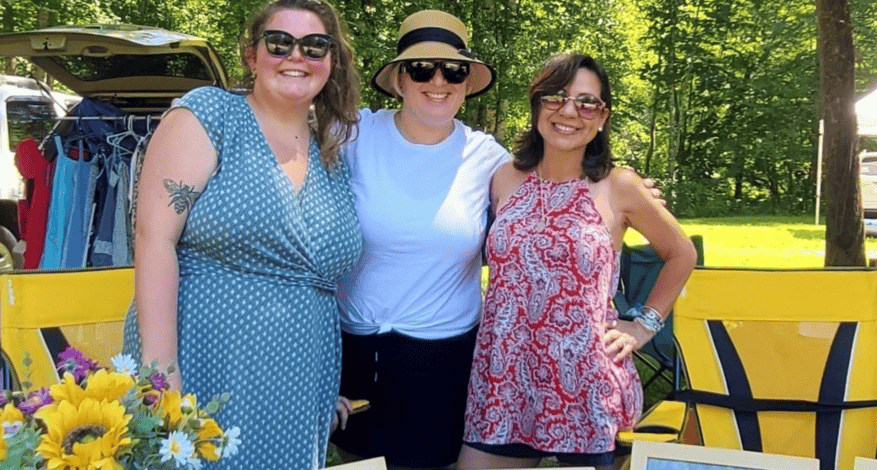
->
[630, 441, 820, 470]
[330, 457, 387, 470]
[856, 457, 877, 470]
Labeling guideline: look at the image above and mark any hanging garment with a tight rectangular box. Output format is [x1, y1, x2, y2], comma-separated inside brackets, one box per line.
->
[41, 98, 131, 268]
[90, 151, 132, 267]
[60, 140, 98, 268]
[40, 138, 78, 269]
[13, 138, 53, 269]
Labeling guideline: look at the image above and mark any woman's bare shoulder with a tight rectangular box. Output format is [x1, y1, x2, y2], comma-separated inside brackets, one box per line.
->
[603, 166, 652, 198]
[492, 161, 530, 209]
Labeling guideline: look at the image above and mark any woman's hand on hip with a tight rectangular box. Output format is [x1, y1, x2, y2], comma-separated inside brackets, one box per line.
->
[603, 319, 654, 362]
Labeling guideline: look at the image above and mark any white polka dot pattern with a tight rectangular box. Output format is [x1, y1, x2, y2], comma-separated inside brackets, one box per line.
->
[123, 87, 362, 469]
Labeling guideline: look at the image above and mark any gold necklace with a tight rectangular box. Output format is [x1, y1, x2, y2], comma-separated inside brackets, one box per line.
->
[535, 163, 576, 230]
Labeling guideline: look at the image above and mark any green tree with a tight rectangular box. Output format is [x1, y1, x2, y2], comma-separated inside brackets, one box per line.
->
[818, 0, 866, 267]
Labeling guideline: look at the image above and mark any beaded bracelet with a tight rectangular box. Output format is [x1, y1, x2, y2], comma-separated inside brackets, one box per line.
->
[631, 305, 664, 333]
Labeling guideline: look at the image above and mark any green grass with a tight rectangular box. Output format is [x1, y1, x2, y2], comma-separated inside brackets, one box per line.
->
[630, 215, 877, 268]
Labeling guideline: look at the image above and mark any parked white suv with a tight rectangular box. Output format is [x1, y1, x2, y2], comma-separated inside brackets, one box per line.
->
[0, 76, 73, 199]
[862, 151, 877, 219]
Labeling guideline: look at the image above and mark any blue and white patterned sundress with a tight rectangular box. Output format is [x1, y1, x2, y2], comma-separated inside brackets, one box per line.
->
[123, 87, 362, 469]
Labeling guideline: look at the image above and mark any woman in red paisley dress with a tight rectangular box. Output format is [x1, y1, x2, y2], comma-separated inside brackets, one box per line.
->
[458, 53, 697, 470]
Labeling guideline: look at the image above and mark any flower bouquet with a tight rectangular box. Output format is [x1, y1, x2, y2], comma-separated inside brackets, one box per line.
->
[0, 348, 241, 470]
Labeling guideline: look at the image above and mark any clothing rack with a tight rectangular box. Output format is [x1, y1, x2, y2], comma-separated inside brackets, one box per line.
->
[56, 115, 161, 122]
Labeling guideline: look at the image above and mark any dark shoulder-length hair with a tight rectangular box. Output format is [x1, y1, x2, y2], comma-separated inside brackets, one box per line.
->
[512, 53, 614, 181]
[239, 0, 360, 170]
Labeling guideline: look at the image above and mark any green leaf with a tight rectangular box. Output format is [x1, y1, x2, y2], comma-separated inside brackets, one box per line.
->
[204, 401, 219, 414]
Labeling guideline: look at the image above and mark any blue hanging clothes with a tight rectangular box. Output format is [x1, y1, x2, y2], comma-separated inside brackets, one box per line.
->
[40, 99, 137, 269]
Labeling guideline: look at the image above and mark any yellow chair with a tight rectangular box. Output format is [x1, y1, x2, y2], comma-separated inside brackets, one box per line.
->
[667, 268, 877, 470]
[1, 267, 133, 390]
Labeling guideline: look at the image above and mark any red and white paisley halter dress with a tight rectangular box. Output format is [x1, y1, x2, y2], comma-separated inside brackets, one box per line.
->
[463, 172, 642, 454]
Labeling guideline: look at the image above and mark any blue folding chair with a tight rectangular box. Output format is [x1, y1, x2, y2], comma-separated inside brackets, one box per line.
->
[614, 235, 704, 401]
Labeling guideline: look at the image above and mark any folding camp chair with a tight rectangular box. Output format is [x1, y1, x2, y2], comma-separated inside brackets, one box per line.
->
[0, 266, 133, 390]
[614, 235, 704, 400]
[645, 267, 877, 470]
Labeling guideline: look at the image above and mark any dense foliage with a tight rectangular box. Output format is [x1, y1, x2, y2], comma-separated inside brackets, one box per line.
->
[1, 0, 876, 218]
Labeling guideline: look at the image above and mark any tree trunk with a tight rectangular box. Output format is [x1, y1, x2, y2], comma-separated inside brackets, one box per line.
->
[817, 0, 866, 266]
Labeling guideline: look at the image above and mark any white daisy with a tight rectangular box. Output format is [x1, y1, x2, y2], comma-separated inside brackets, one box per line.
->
[180, 395, 196, 413]
[220, 426, 242, 458]
[186, 456, 203, 470]
[110, 353, 138, 376]
[159, 431, 196, 467]
[2, 419, 22, 437]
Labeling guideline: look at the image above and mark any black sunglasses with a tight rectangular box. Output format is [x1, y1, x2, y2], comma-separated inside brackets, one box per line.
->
[540, 94, 606, 119]
[401, 60, 471, 84]
[261, 30, 334, 60]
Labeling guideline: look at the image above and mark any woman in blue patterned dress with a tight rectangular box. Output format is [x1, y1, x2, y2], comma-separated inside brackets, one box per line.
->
[122, 0, 362, 467]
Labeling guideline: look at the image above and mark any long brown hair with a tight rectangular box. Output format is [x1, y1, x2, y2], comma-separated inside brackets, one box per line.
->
[513, 53, 614, 181]
[239, 0, 360, 170]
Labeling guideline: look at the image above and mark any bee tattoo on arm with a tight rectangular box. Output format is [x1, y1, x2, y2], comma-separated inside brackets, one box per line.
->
[163, 179, 201, 214]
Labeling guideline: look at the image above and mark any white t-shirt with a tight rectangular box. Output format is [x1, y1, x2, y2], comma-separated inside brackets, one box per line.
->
[336, 108, 510, 340]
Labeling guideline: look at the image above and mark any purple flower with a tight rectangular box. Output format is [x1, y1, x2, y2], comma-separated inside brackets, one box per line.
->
[0, 391, 8, 407]
[56, 347, 99, 382]
[149, 373, 169, 392]
[143, 393, 159, 406]
[18, 388, 53, 414]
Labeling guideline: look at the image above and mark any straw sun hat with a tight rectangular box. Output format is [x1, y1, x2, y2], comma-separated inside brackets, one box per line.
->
[371, 10, 497, 99]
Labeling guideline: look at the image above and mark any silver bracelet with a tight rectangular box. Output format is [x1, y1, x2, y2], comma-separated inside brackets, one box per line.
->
[633, 305, 664, 333]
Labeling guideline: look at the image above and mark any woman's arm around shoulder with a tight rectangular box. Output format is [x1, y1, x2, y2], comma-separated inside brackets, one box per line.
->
[134, 107, 218, 390]
[490, 161, 529, 217]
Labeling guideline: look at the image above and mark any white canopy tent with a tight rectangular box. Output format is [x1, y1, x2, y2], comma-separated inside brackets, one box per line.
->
[815, 88, 877, 223]
[857, 88, 877, 136]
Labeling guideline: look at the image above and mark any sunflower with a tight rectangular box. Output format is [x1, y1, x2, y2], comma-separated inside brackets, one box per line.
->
[195, 418, 223, 461]
[157, 391, 197, 429]
[1, 402, 24, 425]
[83, 369, 135, 403]
[0, 406, 24, 460]
[44, 369, 134, 413]
[45, 373, 86, 409]
[1, 402, 25, 459]
[36, 398, 132, 470]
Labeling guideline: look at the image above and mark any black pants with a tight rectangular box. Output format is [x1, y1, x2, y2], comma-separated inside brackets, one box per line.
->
[331, 328, 478, 468]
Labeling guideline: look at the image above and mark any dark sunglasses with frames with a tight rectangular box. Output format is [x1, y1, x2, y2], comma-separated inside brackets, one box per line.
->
[260, 30, 334, 60]
[540, 94, 606, 119]
[401, 60, 471, 84]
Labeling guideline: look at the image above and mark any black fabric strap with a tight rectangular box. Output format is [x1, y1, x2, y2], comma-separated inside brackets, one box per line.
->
[816, 322, 857, 470]
[40, 327, 70, 377]
[707, 320, 762, 451]
[674, 389, 877, 412]
[397, 27, 466, 54]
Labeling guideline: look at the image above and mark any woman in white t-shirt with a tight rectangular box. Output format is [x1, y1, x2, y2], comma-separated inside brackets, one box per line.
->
[331, 10, 506, 469]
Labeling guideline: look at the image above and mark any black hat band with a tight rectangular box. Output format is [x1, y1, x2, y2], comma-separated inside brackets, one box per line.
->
[397, 27, 467, 55]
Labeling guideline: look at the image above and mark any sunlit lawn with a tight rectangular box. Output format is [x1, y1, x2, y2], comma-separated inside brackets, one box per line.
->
[630, 215, 877, 268]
